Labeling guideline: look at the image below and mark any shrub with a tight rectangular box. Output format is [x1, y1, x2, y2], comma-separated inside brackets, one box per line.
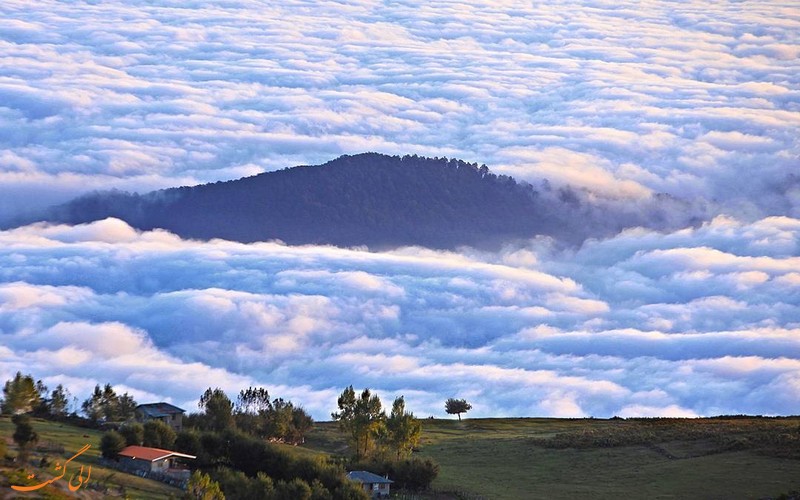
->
[100, 430, 127, 458]
[118, 422, 144, 446]
[143, 419, 176, 449]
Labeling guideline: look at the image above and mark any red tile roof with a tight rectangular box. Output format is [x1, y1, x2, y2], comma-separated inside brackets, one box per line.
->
[118, 445, 196, 462]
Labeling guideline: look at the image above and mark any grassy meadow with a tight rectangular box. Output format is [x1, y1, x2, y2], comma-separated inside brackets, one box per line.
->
[0, 416, 180, 499]
[312, 417, 800, 500]
[2, 415, 799, 499]
[413, 417, 800, 499]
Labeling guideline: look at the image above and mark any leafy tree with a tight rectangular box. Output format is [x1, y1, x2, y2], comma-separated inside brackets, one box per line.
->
[81, 383, 137, 423]
[199, 388, 234, 432]
[100, 430, 127, 458]
[101, 383, 119, 420]
[235, 387, 271, 414]
[47, 384, 70, 417]
[117, 392, 138, 420]
[12, 414, 38, 462]
[352, 457, 439, 492]
[82, 385, 104, 422]
[445, 398, 472, 421]
[289, 405, 313, 445]
[331, 386, 385, 459]
[119, 422, 144, 446]
[185, 470, 225, 500]
[144, 419, 177, 449]
[2, 372, 41, 414]
[175, 430, 202, 456]
[385, 396, 422, 458]
[275, 477, 312, 500]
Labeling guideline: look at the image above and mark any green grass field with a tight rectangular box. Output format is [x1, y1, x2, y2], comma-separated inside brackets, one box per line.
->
[312, 417, 800, 500]
[2, 416, 799, 499]
[415, 417, 800, 499]
[0, 416, 181, 499]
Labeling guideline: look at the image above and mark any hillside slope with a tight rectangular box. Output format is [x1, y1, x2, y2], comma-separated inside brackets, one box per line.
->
[15, 153, 701, 249]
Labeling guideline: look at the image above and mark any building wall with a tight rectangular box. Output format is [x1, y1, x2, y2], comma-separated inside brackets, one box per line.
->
[119, 456, 152, 474]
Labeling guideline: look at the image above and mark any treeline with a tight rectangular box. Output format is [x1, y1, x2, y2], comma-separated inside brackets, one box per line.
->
[2, 373, 438, 499]
[1, 371, 136, 425]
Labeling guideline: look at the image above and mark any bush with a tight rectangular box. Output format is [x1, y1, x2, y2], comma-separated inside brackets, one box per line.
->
[350, 457, 439, 491]
[175, 430, 202, 456]
[118, 422, 144, 446]
[100, 430, 127, 458]
[185, 470, 225, 500]
[143, 420, 176, 449]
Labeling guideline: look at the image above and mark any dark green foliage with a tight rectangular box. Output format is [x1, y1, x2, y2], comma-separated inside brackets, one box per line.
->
[275, 477, 312, 500]
[175, 430, 202, 456]
[213, 467, 268, 500]
[332, 386, 385, 459]
[385, 396, 422, 458]
[445, 398, 472, 421]
[80, 383, 137, 423]
[34, 153, 603, 249]
[351, 457, 439, 491]
[212, 466, 359, 500]
[198, 388, 234, 432]
[195, 429, 367, 499]
[185, 470, 225, 500]
[47, 384, 70, 417]
[119, 422, 144, 446]
[233, 390, 314, 444]
[100, 430, 127, 458]
[143, 419, 177, 449]
[12, 414, 39, 450]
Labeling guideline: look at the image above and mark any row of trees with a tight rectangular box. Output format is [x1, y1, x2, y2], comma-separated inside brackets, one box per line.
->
[332, 387, 421, 460]
[1, 372, 72, 417]
[191, 387, 313, 444]
[1, 372, 139, 425]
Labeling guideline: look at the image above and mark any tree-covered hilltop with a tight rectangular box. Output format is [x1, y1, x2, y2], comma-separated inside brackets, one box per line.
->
[18, 152, 702, 249]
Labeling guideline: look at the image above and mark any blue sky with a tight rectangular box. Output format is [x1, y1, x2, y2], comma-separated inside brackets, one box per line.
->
[0, 0, 798, 419]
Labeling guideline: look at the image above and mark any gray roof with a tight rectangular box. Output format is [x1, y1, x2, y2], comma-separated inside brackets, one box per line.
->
[347, 471, 393, 484]
[136, 402, 185, 418]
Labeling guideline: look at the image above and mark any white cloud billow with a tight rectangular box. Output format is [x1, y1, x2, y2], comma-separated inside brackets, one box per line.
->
[0, 217, 797, 418]
[0, 1, 798, 222]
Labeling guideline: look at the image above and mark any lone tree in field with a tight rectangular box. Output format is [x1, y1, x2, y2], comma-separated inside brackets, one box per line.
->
[445, 398, 472, 421]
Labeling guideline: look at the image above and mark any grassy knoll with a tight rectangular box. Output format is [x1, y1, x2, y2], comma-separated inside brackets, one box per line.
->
[0, 416, 180, 499]
[313, 417, 800, 500]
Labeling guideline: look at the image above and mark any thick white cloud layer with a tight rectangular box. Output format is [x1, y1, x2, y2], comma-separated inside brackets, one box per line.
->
[0, 1, 798, 221]
[1, 2, 798, 419]
[0, 218, 797, 419]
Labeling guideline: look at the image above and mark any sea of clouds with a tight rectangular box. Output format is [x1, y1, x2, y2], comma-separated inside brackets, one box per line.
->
[0, 0, 798, 418]
[1, 216, 798, 418]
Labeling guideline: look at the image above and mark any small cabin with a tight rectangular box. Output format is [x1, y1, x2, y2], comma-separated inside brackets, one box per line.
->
[347, 470, 393, 498]
[117, 445, 195, 480]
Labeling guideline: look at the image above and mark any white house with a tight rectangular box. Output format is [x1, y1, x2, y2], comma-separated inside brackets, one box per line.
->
[347, 470, 393, 498]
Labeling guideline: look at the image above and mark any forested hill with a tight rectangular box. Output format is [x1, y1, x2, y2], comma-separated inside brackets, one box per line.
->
[16, 153, 701, 249]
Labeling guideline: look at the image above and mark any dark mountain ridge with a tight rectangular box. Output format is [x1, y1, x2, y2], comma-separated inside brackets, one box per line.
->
[12, 153, 704, 249]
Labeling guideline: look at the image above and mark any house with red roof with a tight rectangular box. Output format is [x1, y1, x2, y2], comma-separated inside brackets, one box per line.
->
[117, 445, 195, 481]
